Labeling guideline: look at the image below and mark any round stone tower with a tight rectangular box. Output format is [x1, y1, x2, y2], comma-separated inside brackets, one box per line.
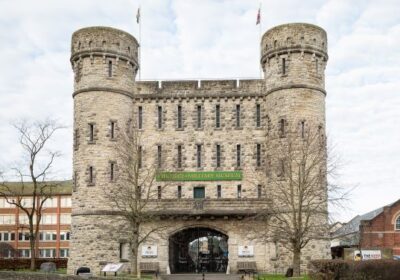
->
[69, 27, 139, 274]
[260, 23, 331, 265]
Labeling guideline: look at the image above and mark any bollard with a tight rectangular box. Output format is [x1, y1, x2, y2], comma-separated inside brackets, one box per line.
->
[202, 272, 205, 280]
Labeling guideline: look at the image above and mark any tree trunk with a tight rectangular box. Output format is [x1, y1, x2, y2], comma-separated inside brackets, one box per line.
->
[292, 247, 301, 277]
[29, 236, 36, 270]
[131, 230, 140, 278]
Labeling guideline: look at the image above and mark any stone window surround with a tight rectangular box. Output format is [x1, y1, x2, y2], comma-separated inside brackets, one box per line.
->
[394, 214, 400, 231]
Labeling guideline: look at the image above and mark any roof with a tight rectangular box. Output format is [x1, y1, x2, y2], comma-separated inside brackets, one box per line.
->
[332, 200, 397, 238]
[0, 180, 72, 196]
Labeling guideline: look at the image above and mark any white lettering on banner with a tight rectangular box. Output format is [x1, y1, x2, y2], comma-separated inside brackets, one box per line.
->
[361, 250, 381, 260]
[142, 245, 157, 257]
[238, 245, 254, 257]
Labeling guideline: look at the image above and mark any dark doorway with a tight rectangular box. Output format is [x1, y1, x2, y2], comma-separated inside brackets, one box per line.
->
[169, 227, 228, 273]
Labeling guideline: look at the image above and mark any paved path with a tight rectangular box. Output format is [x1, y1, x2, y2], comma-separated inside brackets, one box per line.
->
[161, 274, 242, 280]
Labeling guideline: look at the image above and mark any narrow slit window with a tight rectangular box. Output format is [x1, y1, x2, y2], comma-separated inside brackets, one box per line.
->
[157, 106, 163, 129]
[256, 104, 261, 128]
[157, 145, 162, 169]
[138, 106, 143, 129]
[301, 121, 305, 138]
[279, 159, 285, 177]
[197, 144, 202, 168]
[257, 185, 262, 198]
[74, 129, 79, 150]
[237, 185, 242, 199]
[138, 146, 142, 169]
[89, 166, 94, 184]
[215, 104, 221, 128]
[108, 61, 113, 77]
[177, 105, 183, 129]
[157, 186, 162, 199]
[177, 186, 182, 199]
[236, 144, 241, 168]
[110, 162, 115, 181]
[282, 58, 286, 75]
[279, 119, 285, 137]
[236, 104, 241, 128]
[197, 105, 202, 129]
[110, 121, 115, 139]
[177, 145, 182, 169]
[256, 144, 261, 167]
[217, 185, 222, 198]
[216, 144, 221, 168]
[316, 59, 319, 74]
[89, 124, 94, 142]
[73, 171, 77, 192]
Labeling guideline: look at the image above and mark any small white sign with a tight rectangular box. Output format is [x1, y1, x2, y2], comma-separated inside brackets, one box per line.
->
[238, 245, 254, 257]
[101, 263, 124, 272]
[361, 250, 381, 260]
[142, 245, 157, 257]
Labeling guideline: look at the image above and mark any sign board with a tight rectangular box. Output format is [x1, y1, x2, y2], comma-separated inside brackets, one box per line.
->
[142, 245, 157, 258]
[156, 171, 242, 182]
[238, 245, 254, 257]
[101, 263, 124, 272]
[354, 250, 382, 260]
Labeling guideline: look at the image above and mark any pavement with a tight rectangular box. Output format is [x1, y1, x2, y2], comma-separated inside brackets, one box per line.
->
[160, 274, 243, 280]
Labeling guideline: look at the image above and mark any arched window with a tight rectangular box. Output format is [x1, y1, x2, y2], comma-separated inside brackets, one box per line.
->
[396, 216, 400, 230]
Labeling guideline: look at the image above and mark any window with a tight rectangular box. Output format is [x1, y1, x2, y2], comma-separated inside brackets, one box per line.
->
[157, 186, 162, 199]
[89, 123, 95, 142]
[19, 214, 35, 225]
[256, 104, 261, 127]
[40, 249, 56, 258]
[74, 129, 79, 150]
[39, 232, 57, 241]
[197, 105, 202, 129]
[177, 105, 183, 129]
[41, 214, 57, 225]
[215, 104, 221, 128]
[60, 214, 71, 224]
[108, 60, 113, 77]
[0, 215, 15, 225]
[217, 185, 222, 198]
[138, 146, 142, 169]
[60, 232, 70, 241]
[196, 144, 202, 168]
[138, 106, 143, 129]
[110, 121, 116, 139]
[301, 121, 305, 138]
[59, 248, 69, 258]
[177, 186, 182, 199]
[193, 187, 205, 199]
[315, 58, 319, 74]
[19, 249, 31, 258]
[278, 159, 285, 177]
[157, 106, 163, 129]
[257, 185, 262, 198]
[42, 198, 57, 208]
[282, 58, 286, 75]
[0, 232, 15, 241]
[256, 144, 261, 167]
[157, 145, 162, 169]
[19, 232, 30, 241]
[236, 105, 241, 128]
[89, 166, 94, 184]
[61, 197, 71, 207]
[236, 145, 241, 168]
[279, 119, 286, 137]
[177, 145, 182, 169]
[216, 144, 221, 168]
[110, 162, 115, 181]
[396, 216, 400, 230]
[0, 198, 14, 208]
[120, 242, 130, 260]
[73, 171, 77, 192]
[237, 185, 242, 199]
[21, 198, 33, 208]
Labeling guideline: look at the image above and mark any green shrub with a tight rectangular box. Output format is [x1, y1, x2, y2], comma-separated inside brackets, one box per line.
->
[309, 259, 400, 280]
[0, 258, 67, 270]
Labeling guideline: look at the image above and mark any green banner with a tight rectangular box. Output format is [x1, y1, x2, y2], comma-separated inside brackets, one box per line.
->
[156, 171, 242, 182]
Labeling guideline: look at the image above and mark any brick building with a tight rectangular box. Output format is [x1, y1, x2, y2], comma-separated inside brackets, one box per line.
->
[0, 182, 72, 259]
[360, 199, 400, 257]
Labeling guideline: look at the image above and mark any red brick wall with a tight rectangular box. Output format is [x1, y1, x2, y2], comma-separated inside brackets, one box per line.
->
[360, 200, 400, 255]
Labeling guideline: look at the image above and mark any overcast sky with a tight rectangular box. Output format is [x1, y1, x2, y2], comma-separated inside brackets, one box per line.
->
[0, 0, 399, 222]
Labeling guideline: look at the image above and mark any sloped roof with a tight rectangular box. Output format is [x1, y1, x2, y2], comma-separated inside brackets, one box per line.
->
[332, 200, 397, 238]
[0, 180, 72, 196]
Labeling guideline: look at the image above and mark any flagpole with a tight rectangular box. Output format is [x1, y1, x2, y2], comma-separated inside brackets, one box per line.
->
[138, 6, 142, 81]
[259, 2, 263, 79]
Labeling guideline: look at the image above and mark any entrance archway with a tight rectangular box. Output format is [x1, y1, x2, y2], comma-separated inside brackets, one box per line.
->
[169, 227, 228, 273]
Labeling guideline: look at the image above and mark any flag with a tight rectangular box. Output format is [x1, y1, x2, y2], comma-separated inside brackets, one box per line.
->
[256, 8, 260, 25]
[136, 7, 140, 24]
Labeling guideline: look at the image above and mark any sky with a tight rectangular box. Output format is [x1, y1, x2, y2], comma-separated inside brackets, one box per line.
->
[0, 0, 399, 222]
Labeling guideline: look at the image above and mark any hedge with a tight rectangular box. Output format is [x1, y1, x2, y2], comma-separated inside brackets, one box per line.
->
[309, 259, 400, 280]
[0, 258, 67, 270]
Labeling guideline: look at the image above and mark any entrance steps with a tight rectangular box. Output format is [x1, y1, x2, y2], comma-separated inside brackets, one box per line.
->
[161, 274, 241, 280]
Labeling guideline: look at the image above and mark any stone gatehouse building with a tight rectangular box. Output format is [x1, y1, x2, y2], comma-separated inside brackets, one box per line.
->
[69, 23, 331, 275]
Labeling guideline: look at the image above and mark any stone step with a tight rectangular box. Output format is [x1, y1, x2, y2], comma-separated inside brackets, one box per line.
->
[160, 274, 241, 280]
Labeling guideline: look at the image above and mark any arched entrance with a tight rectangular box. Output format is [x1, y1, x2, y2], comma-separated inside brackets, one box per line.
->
[169, 227, 228, 273]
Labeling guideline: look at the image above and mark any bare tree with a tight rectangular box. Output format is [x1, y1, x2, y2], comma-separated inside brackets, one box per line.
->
[258, 127, 346, 277]
[0, 119, 64, 270]
[106, 120, 167, 278]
